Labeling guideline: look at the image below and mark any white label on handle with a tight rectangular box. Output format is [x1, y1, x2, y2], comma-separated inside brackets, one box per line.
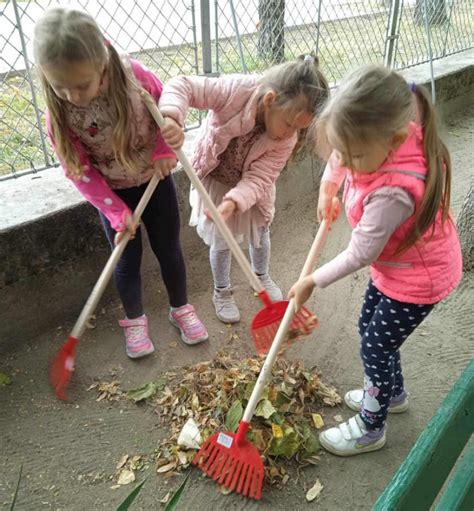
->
[217, 432, 233, 448]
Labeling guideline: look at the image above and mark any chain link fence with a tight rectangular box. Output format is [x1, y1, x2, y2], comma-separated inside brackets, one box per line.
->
[1, 0, 473, 179]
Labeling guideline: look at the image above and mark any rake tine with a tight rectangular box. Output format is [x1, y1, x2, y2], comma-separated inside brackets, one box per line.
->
[202, 443, 220, 473]
[208, 449, 227, 478]
[225, 458, 241, 489]
[237, 462, 250, 495]
[243, 465, 253, 497]
[229, 459, 245, 492]
[253, 469, 263, 500]
[215, 452, 234, 483]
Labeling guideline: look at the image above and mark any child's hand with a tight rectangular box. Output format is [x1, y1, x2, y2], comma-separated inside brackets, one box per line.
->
[317, 182, 340, 222]
[114, 213, 137, 246]
[204, 199, 237, 223]
[161, 117, 184, 150]
[288, 275, 316, 313]
[154, 157, 177, 179]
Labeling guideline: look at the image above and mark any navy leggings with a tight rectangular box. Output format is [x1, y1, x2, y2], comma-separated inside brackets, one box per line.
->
[99, 176, 187, 318]
[358, 280, 435, 431]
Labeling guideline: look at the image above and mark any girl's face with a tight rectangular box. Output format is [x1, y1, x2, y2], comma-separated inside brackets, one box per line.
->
[327, 123, 393, 174]
[42, 59, 105, 107]
[262, 91, 313, 141]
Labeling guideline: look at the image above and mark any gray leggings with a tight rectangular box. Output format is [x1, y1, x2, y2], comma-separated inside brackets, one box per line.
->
[210, 227, 271, 288]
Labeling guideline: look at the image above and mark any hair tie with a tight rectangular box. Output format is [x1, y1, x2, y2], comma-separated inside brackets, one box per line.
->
[304, 54, 315, 63]
[104, 39, 111, 46]
[410, 81, 417, 93]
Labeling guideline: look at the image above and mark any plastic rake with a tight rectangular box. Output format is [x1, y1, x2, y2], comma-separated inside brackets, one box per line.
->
[49, 174, 160, 400]
[142, 92, 318, 354]
[192, 218, 332, 499]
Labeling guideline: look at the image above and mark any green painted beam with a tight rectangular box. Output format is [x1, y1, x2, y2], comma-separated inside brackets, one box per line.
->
[435, 439, 474, 511]
[373, 360, 474, 511]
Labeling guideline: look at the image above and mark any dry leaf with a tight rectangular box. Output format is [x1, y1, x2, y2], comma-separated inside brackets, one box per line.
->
[157, 462, 177, 474]
[116, 454, 129, 470]
[272, 424, 283, 438]
[177, 451, 188, 466]
[219, 484, 233, 495]
[306, 478, 324, 502]
[334, 415, 343, 423]
[117, 469, 135, 485]
[159, 492, 171, 504]
[312, 413, 324, 429]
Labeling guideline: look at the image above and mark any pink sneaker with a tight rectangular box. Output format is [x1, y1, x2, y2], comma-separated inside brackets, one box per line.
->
[118, 315, 155, 359]
[169, 304, 209, 345]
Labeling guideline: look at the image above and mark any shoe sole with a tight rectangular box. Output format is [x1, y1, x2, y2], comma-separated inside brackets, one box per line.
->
[344, 394, 409, 414]
[319, 432, 386, 457]
[126, 345, 155, 359]
[169, 315, 209, 345]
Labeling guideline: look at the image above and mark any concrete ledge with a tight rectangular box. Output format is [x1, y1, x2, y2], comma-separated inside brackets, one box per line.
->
[1, 49, 473, 343]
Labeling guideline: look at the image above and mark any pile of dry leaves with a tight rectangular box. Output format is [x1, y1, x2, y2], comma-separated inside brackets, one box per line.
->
[144, 353, 340, 485]
[89, 352, 341, 486]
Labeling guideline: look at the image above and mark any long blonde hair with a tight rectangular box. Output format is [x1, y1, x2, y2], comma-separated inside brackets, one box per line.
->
[34, 6, 139, 178]
[260, 55, 330, 158]
[316, 65, 451, 254]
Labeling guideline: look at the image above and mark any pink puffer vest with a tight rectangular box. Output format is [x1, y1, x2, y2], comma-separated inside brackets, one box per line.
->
[343, 123, 462, 304]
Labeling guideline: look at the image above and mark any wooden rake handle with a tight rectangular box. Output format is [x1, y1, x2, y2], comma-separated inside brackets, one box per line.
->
[70, 174, 160, 340]
[241, 215, 332, 425]
[141, 92, 266, 296]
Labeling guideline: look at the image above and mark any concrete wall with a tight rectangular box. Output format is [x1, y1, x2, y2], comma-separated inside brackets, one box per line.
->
[1, 50, 473, 344]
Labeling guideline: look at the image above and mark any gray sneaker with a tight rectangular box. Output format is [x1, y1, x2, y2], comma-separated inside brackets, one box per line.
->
[257, 273, 283, 302]
[345, 389, 409, 413]
[213, 287, 240, 323]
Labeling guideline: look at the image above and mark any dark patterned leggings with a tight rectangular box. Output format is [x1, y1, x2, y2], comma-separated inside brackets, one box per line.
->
[358, 280, 435, 430]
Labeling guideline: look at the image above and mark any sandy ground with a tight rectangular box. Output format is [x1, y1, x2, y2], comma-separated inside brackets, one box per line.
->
[1, 106, 473, 510]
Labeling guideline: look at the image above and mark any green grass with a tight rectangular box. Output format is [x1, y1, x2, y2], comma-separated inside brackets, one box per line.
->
[1, 8, 472, 177]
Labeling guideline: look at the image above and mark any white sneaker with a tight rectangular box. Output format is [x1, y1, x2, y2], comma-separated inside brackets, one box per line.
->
[319, 415, 385, 456]
[212, 287, 240, 323]
[345, 389, 409, 414]
[257, 273, 283, 302]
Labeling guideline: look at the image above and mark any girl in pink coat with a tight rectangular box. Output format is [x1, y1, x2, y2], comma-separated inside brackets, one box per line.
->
[34, 7, 209, 359]
[160, 57, 329, 323]
[290, 65, 462, 456]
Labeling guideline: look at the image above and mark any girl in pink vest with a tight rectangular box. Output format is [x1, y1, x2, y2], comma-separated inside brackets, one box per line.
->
[289, 65, 462, 456]
[159, 58, 329, 324]
[34, 7, 209, 359]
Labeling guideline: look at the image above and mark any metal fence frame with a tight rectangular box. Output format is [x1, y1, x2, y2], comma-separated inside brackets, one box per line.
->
[0, 0, 472, 180]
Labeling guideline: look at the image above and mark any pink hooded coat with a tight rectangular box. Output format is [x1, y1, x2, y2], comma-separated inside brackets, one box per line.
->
[159, 74, 298, 223]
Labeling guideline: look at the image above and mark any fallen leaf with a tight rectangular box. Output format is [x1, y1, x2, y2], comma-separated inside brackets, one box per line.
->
[219, 484, 233, 495]
[128, 382, 159, 402]
[271, 424, 283, 438]
[157, 462, 177, 474]
[334, 415, 343, 422]
[117, 469, 135, 485]
[159, 492, 170, 504]
[0, 372, 11, 386]
[254, 399, 276, 419]
[116, 454, 129, 470]
[306, 478, 324, 502]
[177, 451, 188, 466]
[85, 314, 96, 329]
[224, 400, 243, 433]
[312, 413, 324, 429]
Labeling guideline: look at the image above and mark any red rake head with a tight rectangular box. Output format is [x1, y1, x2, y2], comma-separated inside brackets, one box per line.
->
[251, 300, 319, 355]
[193, 423, 264, 500]
[49, 335, 78, 401]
